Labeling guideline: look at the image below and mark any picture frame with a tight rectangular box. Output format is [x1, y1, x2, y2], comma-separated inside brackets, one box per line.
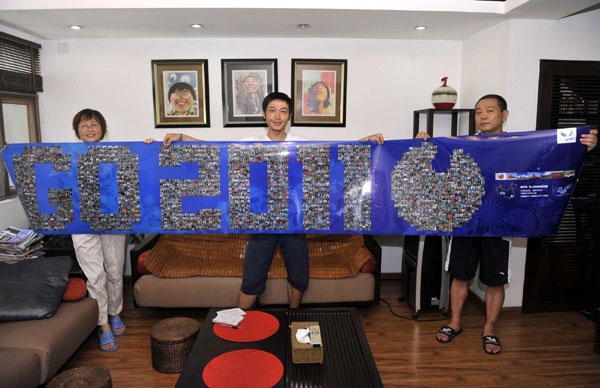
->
[221, 59, 278, 127]
[151, 59, 210, 128]
[291, 59, 347, 127]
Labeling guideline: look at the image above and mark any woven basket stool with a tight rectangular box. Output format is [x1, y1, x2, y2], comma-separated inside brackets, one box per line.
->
[151, 317, 200, 373]
[47, 365, 112, 388]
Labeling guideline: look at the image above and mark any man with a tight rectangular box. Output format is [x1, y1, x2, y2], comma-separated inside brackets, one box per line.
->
[153, 92, 383, 308]
[417, 94, 597, 354]
[236, 73, 264, 115]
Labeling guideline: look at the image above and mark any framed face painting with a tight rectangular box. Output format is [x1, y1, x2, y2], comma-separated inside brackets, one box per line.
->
[151, 59, 210, 128]
[221, 59, 278, 127]
[291, 59, 347, 127]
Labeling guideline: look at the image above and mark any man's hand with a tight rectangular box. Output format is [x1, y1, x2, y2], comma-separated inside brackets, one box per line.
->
[415, 131, 430, 140]
[581, 129, 598, 152]
[359, 133, 384, 144]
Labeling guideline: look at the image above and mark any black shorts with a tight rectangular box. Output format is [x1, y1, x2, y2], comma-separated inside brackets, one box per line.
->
[447, 236, 510, 286]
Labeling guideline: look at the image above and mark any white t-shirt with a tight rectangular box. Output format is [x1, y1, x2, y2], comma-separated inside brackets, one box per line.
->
[241, 134, 307, 142]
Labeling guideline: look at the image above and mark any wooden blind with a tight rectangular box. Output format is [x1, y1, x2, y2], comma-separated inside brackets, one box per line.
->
[0, 31, 43, 93]
[523, 60, 600, 313]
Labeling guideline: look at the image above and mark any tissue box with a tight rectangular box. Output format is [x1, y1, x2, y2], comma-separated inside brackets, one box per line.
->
[290, 321, 324, 364]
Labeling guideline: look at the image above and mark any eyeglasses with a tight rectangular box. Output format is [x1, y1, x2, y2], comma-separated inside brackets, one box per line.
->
[171, 91, 193, 99]
[78, 123, 100, 130]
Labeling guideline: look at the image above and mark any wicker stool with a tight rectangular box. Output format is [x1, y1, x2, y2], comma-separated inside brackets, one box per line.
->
[151, 317, 200, 373]
[47, 365, 112, 388]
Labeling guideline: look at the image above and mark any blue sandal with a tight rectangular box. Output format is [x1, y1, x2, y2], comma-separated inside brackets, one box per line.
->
[98, 328, 119, 352]
[109, 316, 126, 336]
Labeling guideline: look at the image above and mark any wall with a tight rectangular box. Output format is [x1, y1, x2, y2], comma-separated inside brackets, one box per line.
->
[460, 9, 600, 307]
[38, 38, 462, 143]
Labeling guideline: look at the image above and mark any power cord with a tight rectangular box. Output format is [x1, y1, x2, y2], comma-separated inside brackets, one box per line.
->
[380, 297, 449, 322]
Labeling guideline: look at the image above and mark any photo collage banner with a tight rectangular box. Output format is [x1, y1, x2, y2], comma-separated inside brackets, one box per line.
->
[1, 127, 590, 237]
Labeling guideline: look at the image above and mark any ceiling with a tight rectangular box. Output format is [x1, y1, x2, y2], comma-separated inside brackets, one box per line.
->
[1, 0, 599, 41]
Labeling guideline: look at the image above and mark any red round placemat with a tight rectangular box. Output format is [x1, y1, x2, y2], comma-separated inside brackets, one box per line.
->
[213, 311, 279, 342]
[202, 349, 283, 388]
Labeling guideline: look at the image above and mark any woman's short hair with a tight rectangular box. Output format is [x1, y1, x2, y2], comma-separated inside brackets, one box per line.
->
[72, 109, 107, 140]
[168, 82, 197, 101]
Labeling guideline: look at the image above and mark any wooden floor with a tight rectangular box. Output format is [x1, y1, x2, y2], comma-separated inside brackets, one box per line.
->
[53, 278, 600, 388]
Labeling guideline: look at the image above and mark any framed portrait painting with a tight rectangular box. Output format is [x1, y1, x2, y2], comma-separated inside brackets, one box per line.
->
[291, 59, 347, 127]
[151, 59, 210, 128]
[221, 59, 278, 127]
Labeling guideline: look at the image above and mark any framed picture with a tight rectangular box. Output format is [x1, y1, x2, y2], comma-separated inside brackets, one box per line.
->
[291, 59, 347, 127]
[151, 59, 210, 128]
[221, 59, 278, 127]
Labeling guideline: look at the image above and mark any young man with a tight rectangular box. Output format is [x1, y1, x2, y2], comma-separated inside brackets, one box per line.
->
[417, 94, 597, 354]
[152, 92, 383, 308]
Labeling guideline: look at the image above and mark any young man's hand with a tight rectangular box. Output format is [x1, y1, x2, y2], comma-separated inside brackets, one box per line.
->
[145, 133, 202, 147]
[359, 133, 384, 144]
[581, 129, 598, 151]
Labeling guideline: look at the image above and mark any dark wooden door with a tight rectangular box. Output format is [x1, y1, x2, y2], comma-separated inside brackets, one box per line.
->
[522, 60, 600, 313]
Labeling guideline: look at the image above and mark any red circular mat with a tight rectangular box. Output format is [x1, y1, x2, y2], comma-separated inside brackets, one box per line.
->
[202, 349, 283, 388]
[213, 311, 279, 342]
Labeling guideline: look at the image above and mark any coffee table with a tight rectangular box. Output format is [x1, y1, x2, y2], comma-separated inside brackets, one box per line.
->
[176, 307, 382, 388]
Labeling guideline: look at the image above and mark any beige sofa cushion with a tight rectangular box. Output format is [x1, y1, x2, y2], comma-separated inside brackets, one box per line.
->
[0, 348, 40, 388]
[134, 272, 375, 308]
[0, 298, 98, 384]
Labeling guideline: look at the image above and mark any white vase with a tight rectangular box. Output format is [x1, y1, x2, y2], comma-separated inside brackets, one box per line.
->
[432, 77, 457, 109]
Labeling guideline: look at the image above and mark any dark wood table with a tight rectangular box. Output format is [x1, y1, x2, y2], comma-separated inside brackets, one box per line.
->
[176, 307, 383, 388]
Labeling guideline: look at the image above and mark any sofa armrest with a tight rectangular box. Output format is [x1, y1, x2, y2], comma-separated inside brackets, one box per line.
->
[363, 235, 381, 304]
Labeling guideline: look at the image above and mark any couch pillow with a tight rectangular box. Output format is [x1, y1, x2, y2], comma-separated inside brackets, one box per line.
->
[0, 255, 72, 322]
[62, 277, 87, 302]
[136, 250, 152, 275]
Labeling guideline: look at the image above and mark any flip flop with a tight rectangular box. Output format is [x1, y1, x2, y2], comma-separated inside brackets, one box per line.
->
[436, 325, 463, 343]
[483, 335, 502, 354]
[110, 316, 126, 336]
[98, 328, 119, 352]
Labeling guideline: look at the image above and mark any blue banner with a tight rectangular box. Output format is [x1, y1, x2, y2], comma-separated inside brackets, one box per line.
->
[1, 127, 590, 237]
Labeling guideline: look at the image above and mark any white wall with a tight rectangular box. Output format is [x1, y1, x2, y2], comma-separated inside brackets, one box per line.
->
[460, 9, 600, 307]
[460, 20, 510, 114]
[38, 38, 462, 143]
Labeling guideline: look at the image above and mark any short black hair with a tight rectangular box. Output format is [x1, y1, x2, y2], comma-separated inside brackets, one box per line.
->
[476, 94, 507, 111]
[262, 92, 292, 113]
[168, 82, 196, 101]
[72, 109, 107, 140]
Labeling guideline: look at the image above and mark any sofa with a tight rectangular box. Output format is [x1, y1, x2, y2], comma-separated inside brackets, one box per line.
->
[130, 234, 381, 308]
[0, 256, 98, 388]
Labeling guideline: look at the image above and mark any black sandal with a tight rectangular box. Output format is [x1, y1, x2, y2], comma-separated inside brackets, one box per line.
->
[436, 325, 463, 343]
[483, 335, 502, 354]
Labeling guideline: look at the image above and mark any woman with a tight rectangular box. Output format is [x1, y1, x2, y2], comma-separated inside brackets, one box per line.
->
[167, 82, 198, 116]
[307, 81, 332, 115]
[71, 109, 126, 352]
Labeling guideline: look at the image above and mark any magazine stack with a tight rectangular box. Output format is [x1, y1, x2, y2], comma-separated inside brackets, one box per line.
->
[0, 226, 44, 264]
